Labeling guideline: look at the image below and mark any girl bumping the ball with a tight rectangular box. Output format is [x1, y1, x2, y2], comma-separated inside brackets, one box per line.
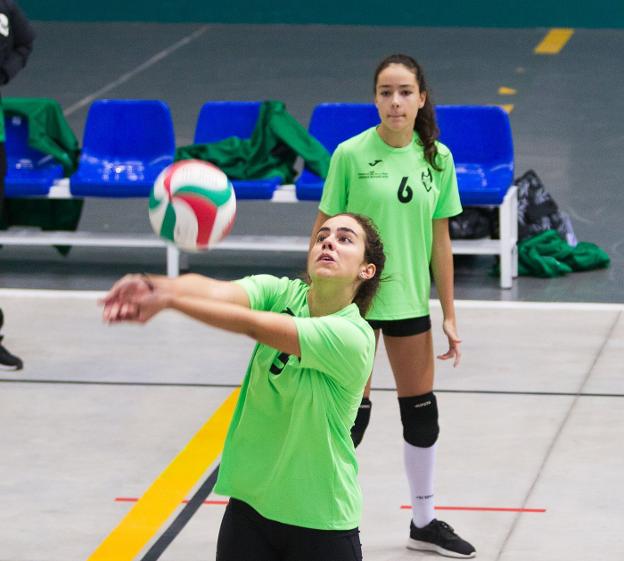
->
[101, 212, 385, 561]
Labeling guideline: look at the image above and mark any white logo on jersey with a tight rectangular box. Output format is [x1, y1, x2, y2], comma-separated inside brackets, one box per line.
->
[0, 14, 9, 37]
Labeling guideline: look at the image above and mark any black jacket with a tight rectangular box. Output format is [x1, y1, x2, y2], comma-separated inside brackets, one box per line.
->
[0, 0, 34, 86]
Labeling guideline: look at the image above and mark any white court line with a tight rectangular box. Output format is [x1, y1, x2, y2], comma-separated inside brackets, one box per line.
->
[63, 25, 209, 117]
[493, 308, 620, 561]
[1, 288, 623, 311]
[0, 289, 105, 299]
[442, 300, 624, 312]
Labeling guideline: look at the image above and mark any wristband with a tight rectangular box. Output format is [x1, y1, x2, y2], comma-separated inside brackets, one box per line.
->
[140, 273, 155, 292]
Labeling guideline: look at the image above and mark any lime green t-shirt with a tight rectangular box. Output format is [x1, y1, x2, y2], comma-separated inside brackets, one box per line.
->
[214, 275, 375, 530]
[319, 127, 462, 319]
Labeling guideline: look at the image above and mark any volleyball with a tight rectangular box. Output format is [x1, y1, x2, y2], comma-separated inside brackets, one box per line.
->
[149, 160, 236, 252]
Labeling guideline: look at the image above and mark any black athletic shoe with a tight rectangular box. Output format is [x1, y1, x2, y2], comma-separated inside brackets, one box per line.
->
[407, 519, 476, 558]
[0, 336, 23, 371]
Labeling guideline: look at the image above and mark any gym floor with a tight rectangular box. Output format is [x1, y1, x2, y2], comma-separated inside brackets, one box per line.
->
[0, 22, 622, 561]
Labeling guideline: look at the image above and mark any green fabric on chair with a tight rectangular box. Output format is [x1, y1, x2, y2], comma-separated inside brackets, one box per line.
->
[3, 97, 80, 175]
[1, 98, 83, 255]
[175, 100, 330, 183]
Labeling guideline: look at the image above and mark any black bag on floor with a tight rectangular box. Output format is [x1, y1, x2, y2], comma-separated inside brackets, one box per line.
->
[449, 208, 493, 239]
[516, 170, 577, 245]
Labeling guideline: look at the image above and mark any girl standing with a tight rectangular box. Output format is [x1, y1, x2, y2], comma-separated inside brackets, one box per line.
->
[310, 54, 476, 558]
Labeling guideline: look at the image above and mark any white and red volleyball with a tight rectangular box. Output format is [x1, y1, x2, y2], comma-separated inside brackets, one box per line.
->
[149, 160, 236, 252]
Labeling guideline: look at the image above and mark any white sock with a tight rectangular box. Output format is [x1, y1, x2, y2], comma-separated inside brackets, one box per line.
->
[404, 441, 436, 528]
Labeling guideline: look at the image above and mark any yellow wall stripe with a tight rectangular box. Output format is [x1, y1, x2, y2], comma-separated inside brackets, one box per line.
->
[87, 388, 240, 561]
[534, 28, 574, 54]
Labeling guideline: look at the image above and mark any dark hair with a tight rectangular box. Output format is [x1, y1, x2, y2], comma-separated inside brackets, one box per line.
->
[341, 213, 386, 316]
[373, 53, 442, 171]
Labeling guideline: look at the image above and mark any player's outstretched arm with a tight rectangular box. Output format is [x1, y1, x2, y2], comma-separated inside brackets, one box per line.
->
[151, 274, 249, 306]
[100, 273, 249, 323]
[103, 284, 299, 356]
[169, 295, 300, 356]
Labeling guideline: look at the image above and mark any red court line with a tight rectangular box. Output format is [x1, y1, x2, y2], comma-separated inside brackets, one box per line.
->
[401, 505, 546, 513]
[116, 498, 545, 513]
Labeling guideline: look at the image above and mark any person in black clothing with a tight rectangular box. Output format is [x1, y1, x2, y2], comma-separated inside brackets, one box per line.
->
[0, 308, 22, 370]
[0, 0, 35, 371]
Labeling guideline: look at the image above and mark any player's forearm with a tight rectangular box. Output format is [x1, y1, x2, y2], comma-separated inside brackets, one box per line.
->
[431, 222, 456, 322]
[148, 274, 240, 302]
[169, 296, 300, 356]
[432, 262, 456, 322]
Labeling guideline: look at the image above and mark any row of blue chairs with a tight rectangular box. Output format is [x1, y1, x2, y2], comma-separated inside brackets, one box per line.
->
[6, 100, 514, 206]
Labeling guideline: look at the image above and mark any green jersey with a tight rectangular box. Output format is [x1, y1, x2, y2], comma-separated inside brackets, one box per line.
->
[319, 127, 462, 319]
[214, 275, 375, 530]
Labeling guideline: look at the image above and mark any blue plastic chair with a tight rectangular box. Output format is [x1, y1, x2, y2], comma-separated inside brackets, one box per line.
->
[193, 101, 280, 200]
[295, 103, 379, 201]
[4, 113, 64, 196]
[296, 103, 514, 205]
[70, 100, 175, 197]
[436, 105, 514, 205]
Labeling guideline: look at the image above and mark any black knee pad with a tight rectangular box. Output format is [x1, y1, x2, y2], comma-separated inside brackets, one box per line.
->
[350, 397, 372, 448]
[398, 392, 439, 447]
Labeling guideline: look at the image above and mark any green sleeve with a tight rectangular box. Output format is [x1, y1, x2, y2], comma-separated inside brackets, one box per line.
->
[293, 315, 374, 391]
[318, 144, 349, 216]
[234, 275, 290, 312]
[433, 146, 463, 219]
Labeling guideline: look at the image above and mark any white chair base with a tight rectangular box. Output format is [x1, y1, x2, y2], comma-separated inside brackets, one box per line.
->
[1, 183, 518, 288]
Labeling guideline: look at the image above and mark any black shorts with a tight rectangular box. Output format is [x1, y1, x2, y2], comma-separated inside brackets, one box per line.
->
[216, 498, 362, 561]
[367, 315, 431, 337]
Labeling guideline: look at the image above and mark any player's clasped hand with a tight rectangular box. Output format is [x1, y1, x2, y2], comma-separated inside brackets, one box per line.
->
[99, 274, 167, 324]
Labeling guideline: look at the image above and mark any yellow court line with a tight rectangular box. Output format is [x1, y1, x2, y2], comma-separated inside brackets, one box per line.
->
[499, 104, 514, 114]
[534, 28, 574, 54]
[87, 388, 240, 561]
